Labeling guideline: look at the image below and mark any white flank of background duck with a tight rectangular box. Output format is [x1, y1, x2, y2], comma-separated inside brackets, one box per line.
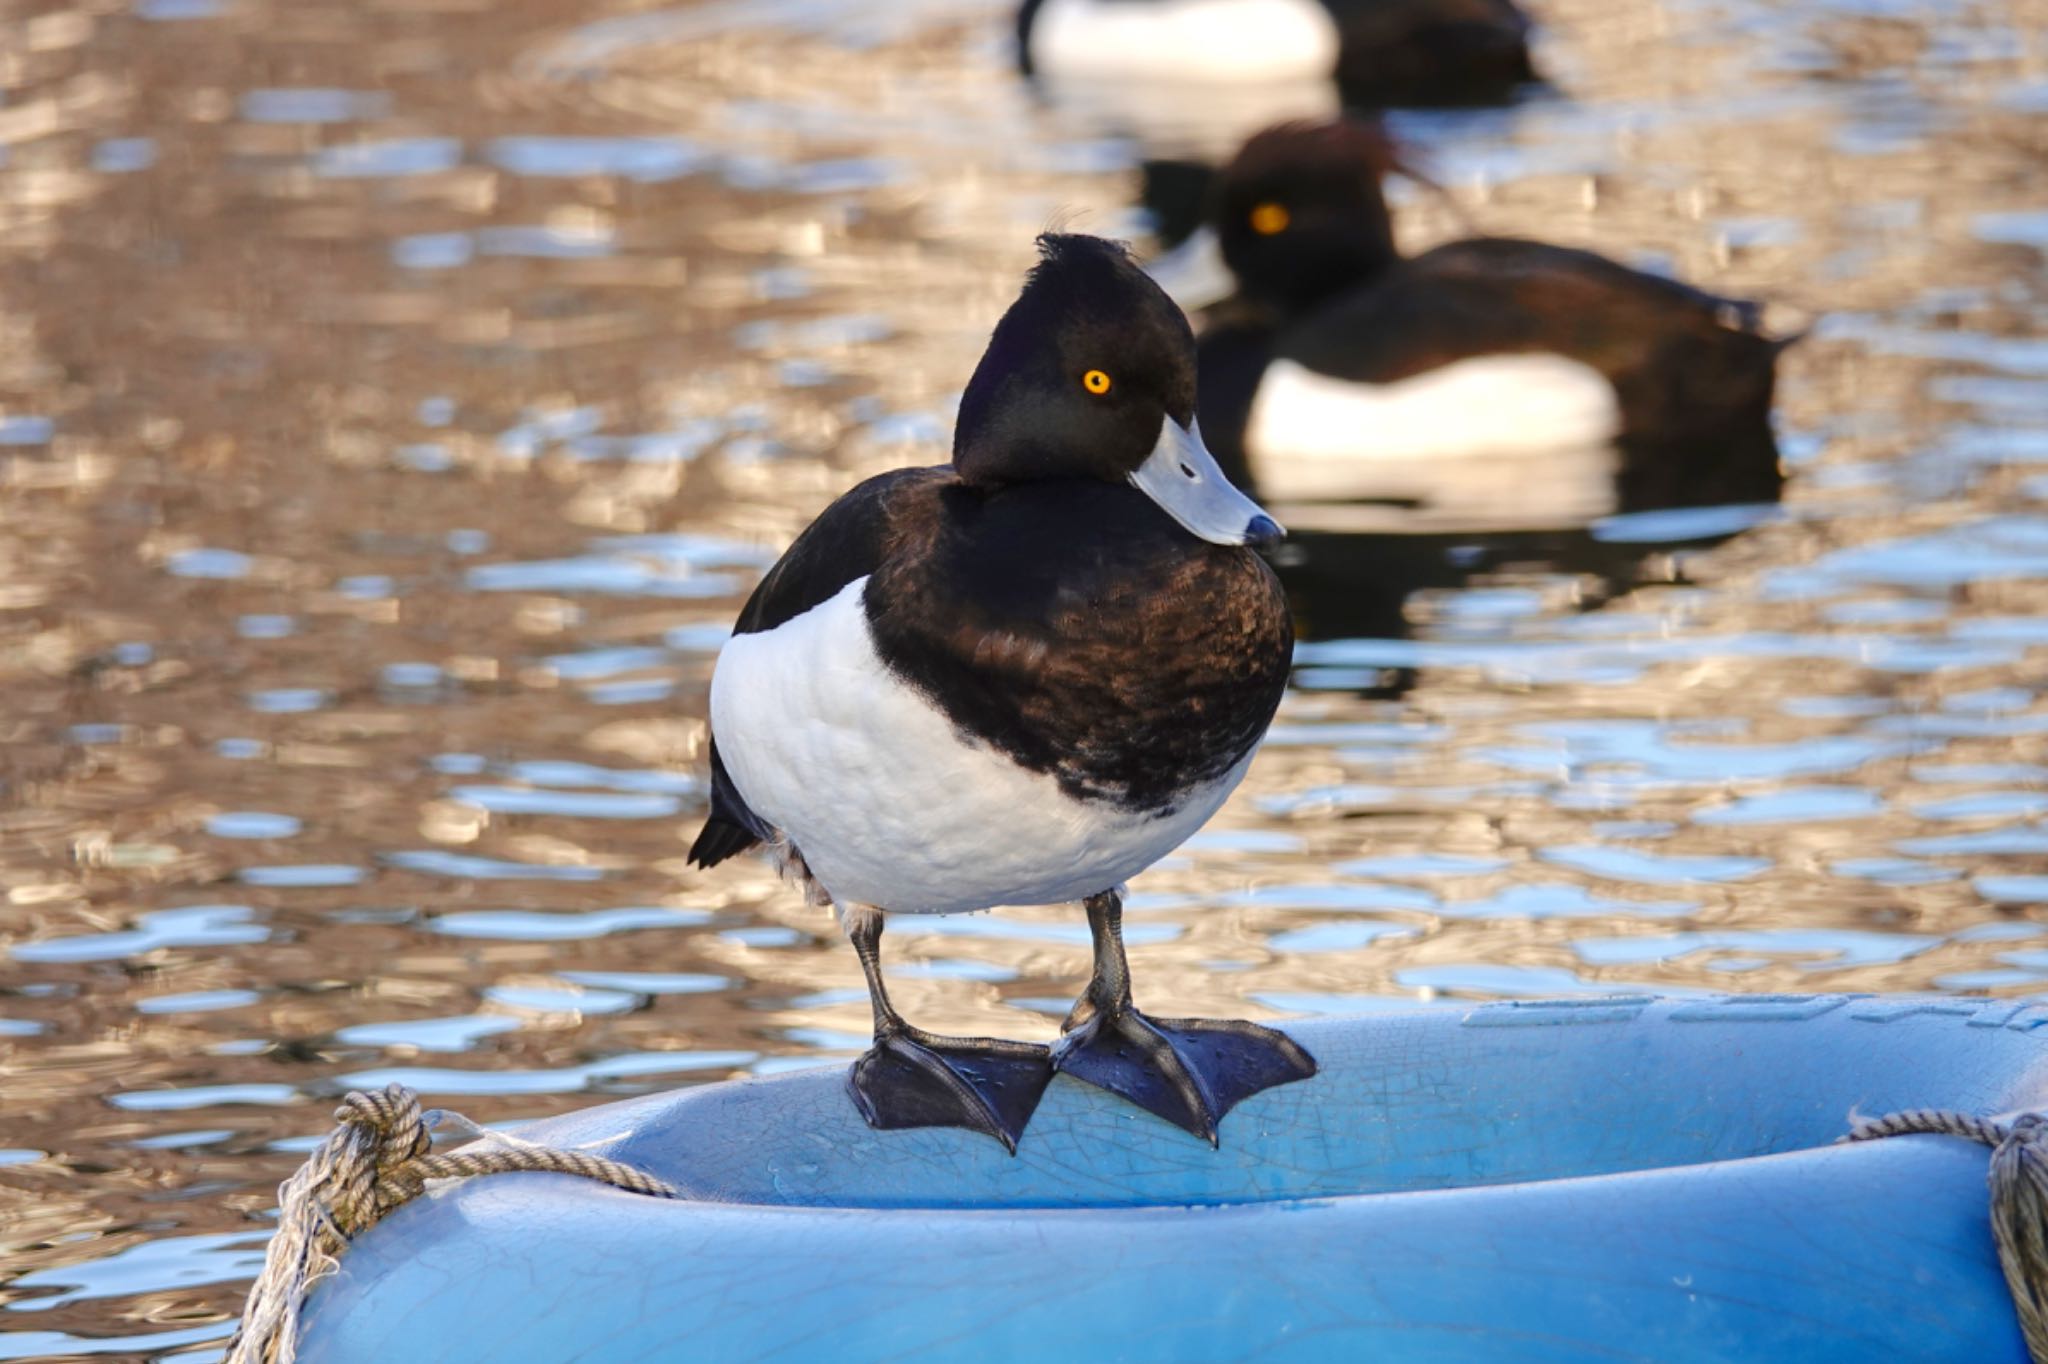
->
[1030, 0, 1341, 83]
[1244, 354, 1623, 519]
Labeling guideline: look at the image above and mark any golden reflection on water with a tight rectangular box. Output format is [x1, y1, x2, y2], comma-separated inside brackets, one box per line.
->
[4, 0, 2048, 1354]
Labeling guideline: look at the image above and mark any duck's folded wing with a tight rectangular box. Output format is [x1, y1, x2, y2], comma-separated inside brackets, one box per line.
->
[686, 465, 949, 868]
[1288, 237, 1779, 385]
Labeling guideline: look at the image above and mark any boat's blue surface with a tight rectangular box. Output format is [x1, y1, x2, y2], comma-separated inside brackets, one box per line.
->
[299, 994, 2048, 1362]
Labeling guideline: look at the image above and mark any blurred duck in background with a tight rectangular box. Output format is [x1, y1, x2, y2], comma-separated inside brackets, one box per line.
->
[1152, 118, 1797, 535]
[1016, 0, 1540, 195]
[1018, 0, 1536, 108]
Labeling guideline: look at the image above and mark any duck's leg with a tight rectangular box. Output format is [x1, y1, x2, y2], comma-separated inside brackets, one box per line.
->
[1053, 889, 1316, 1145]
[842, 904, 1053, 1153]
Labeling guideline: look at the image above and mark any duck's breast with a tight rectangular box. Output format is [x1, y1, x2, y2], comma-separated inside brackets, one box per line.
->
[710, 577, 1254, 914]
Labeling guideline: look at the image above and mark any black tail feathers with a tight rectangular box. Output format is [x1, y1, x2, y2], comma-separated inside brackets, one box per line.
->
[688, 817, 760, 869]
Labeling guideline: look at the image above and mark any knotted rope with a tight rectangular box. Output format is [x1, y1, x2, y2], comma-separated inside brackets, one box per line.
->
[1842, 1108, 2048, 1363]
[225, 1084, 676, 1364]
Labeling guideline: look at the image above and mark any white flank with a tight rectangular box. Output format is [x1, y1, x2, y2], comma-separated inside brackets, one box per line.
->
[1031, 0, 1340, 83]
[709, 578, 1251, 915]
[1038, 74, 1339, 163]
[1147, 226, 1237, 313]
[1245, 354, 1625, 526]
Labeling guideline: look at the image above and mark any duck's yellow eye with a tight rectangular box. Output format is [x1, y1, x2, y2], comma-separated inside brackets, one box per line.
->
[1250, 202, 1290, 236]
[1082, 368, 1112, 395]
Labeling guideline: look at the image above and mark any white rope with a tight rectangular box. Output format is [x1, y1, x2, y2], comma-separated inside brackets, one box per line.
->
[225, 1084, 675, 1364]
[1843, 1108, 2048, 1362]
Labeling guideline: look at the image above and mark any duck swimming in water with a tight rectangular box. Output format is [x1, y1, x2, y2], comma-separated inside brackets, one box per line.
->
[690, 234, 1314, 1151]
[1155, 119, 1793, 532]
[1017, 0, 1536, 110]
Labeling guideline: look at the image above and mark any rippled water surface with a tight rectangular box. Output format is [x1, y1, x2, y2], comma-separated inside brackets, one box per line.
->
[6, 0, 2048, 1354]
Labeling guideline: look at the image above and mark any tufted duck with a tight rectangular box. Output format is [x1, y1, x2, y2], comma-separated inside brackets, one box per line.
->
[691, 234, 1314, 1150]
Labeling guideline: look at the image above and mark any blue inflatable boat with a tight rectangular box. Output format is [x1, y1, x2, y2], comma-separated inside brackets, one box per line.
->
[297, 994, 2047, 1362]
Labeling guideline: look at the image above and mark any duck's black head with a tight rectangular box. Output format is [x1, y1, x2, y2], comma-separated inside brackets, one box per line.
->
[955, 233, 1280, 546]
[1215, 119, 1404, 314]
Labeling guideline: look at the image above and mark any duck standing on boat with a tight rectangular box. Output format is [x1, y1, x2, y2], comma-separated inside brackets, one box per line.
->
[1155, 118, 1794, 532]
[689, 234, 1314, 1152]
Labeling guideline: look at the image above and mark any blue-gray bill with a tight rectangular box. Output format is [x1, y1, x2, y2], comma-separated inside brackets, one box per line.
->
[1130, 415, 1285, 546]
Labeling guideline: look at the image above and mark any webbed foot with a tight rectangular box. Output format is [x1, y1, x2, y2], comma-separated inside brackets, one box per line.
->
[1052, 1007, 1315, 1144]
[849, 1027, 1053, 1154]
[1053, 887, 1316, 1143]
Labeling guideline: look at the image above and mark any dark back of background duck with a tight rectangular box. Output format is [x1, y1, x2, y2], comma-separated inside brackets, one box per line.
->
[1325, 0, 1535, 107]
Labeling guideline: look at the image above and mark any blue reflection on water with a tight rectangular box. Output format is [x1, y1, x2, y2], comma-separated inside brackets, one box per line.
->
[13, 906, 268, 964]
[429, 906, 710, 940]
[239, 88, 389, 123]
[8, 1232, 269, 1310]
[314, 137, 461, 178]
[335, 1050, 758, 1096]
[487, 136, 708, 181]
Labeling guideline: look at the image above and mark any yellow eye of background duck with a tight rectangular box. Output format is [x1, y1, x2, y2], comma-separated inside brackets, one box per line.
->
[1250, 202, 1291, 236]
[1082, 368, 1113, 395]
